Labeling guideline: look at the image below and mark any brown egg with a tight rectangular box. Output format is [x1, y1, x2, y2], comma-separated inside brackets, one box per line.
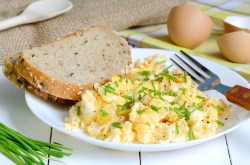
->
[167, 4, 213, 49]
[217, 31, 250, 63]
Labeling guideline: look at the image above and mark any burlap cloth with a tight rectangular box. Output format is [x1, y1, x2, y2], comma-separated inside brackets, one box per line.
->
[0, 0, 185, 65]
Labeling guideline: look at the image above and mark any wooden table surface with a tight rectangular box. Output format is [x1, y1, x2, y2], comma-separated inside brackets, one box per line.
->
[1, 66, 250, 165]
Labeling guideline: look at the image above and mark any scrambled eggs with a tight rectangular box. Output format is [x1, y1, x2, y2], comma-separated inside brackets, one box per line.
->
[64, 55, 230, 144]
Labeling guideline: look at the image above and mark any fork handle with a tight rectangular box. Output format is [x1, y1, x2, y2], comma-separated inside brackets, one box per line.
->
[225, 85, 250, 111]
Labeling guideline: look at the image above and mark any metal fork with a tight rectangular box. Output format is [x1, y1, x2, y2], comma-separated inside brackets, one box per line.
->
[170, 50, 250, 111]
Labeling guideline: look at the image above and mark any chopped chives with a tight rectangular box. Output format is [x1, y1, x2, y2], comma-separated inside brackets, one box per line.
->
[138, 94, 142, 100]
[125, 78, 131, 83]
[76, 106, 81, 116]
[184, 71, 187, 83]
[216, 120, 225, 127]
[138, 70, 151, 77]
[156, 60, 167, 64]
[124, 95, 133, 100]
[161, 72, 177, 82]
[151, 80, 156, 90]
[169, 101, 176, 105]
[137, 108, 146, 115]
[182, 87, 186, 94]
[212, 103, 224, 112]
[119, 76, 124, 82]
[169, 107, 191, 121]
[104, 84, 119, 96]
[196, 95, 205, 99]
[188, 130, 193, 140]
[164, 64, 173, 72]
[115, 81, 119, 87]
[148, 89, 161, 96]
[150, 105, 161, 112]
[194, 104, 203, 110]
[154, 76, 163, 82]
[99, 109, 109, 116]
[119, 100, 134, 110]
[175, 123, 179, 134]
[111, 122, 122, 129]
[181, 101, 187, 108]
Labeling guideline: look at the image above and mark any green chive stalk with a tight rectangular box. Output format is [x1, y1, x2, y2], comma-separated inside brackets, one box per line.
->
[0, 122, 72, 165]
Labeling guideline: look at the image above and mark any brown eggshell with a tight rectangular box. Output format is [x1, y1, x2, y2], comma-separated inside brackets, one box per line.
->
[217, 31, 250, 63]
[224, 16, 250, 33]
[167, 5, 213, 49]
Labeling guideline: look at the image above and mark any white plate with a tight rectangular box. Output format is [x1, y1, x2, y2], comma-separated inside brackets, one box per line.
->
[25, 48, 250, 152]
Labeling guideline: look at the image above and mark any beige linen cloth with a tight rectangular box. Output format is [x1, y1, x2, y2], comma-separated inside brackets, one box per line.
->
[0, 0, 185, 65]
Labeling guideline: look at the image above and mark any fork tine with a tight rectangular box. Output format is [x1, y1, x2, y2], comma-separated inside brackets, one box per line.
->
[180, 50, 213, 76]
[175, 54, 207, 80]
[170, 58, 201, 84]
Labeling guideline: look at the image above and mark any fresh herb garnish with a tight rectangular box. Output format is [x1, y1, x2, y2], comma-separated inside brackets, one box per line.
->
[161, 72, 177, 82]
[182, 87, 186, 95]
[164, 64, 173, 72]
[137, 108, 146, 115]
[139, 70, 151, 80]
[125, 78, 131, 83]
[111, 122, 122, 129]
[169, 101, 176, 105]
[175, 122, 179, 134]
[196, 95, 205, 99]
[76, 106, 81, 116]
[119, 76, 124, 82]
[151, 80, 156, 90]
[188, 130, 193, 140]
[124, 95, 133, 100]
[216, 120, 225, 127]
[170, 107, 191, 121]
[193, 103, 203, 111]
[139, 70, 151, 77]
[119, 100, 135, 110]
[184, 71, 187, 83]
[156, 60, 167, 64]
[150, 105, 161, 112]
[212, 103, 224, 112]
[100, 109, 109, 116]
[115, 81, 119, 87]
[104, 84, 119, 96]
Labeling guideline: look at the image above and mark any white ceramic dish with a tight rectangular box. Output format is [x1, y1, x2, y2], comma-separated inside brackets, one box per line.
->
[25, 48, 250, 152]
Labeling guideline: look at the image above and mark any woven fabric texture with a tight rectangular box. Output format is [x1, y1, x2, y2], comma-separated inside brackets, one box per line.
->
[0, 0, 185, 65]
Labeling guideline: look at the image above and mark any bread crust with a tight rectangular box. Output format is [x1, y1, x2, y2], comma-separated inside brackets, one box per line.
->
[14, 26, 131, 101]
[3, 54, 76, 104]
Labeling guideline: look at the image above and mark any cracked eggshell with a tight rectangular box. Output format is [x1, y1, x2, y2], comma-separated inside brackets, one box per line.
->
[217, 31, 250, 63]
[167, 4, 213, 49]
[224, 16, 250, 33]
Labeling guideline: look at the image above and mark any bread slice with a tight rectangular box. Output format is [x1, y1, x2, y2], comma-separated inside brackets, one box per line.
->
[3, 54, 76, 104]
[15, 26, 131, 101]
